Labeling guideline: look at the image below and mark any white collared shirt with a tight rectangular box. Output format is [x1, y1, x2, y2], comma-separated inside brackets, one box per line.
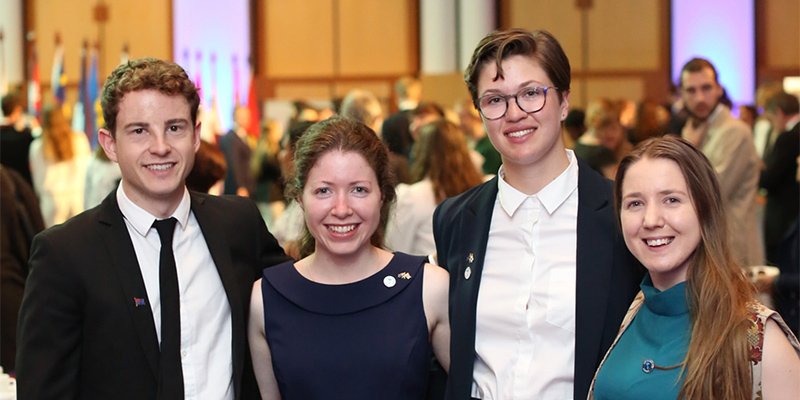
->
[117, 185, 234, 400]
[472, 150, 579, 400]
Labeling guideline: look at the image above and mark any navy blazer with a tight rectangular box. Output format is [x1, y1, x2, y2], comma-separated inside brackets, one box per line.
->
[433, 158, 642, 400]
[17, 191, 289, 399]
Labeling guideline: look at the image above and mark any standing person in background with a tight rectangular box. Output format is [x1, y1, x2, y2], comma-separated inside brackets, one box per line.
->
[457, 97, 502, 176]
[1, 92, 36, 186]
[383, 76, 422, 160]
[17, 58, 288, 400]
[680, 57, 763, 267]
[29, 104, 91, 227]
[0, 166, 45, 373]
[759, 91, 800, 265]
[386, 119, 484, 257]
[575, 98, 627, 179]
[433, 29, 642, 400]
[220, 106, 255, 197]
[249, 116, 449, 399]
[589, 135, 800, 400]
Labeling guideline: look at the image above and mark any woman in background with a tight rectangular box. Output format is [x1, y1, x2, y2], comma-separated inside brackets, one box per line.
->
[385, 119, 484, 257]
[249, 116, 449, 399]
[589, 136, 800, 400]
[29, 104, 91, 227]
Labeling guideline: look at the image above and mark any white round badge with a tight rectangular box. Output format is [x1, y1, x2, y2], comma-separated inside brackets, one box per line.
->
[464, 267, 472, 280]
[383, 276, 397, 288]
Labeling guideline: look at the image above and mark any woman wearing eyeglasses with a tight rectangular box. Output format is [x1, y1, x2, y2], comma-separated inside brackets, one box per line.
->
[432, 29, 642, 400]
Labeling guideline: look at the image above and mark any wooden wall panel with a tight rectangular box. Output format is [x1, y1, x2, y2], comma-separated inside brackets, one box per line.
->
[338, 0, 412, 76]
[274, 82, 334, 101]
[763, 0, 799, 69]
[419, 72, 470, 110]
[33, 0, 171, 101]
[265, 0, 335, 77]
[586, 0, 659, 70]
[504, 0, 583, 72]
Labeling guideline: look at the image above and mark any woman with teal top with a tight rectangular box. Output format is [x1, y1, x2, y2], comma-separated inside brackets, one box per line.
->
[589, 135, 800, 400]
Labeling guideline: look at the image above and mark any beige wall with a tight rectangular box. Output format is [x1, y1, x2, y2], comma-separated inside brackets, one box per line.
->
[31, 0, 172, 105]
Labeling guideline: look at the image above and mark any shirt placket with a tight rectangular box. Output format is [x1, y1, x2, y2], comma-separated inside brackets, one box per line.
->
[512, 196, 539, 397]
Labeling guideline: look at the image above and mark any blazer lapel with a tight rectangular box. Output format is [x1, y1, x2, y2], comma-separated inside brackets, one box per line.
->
[190, 193, 245, 398]
[448, 178, 498, 400]
[99, 193, 160, 381]
[574, 160, 617, 396]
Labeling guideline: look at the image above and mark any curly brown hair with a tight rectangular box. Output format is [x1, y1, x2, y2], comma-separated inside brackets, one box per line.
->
[101, 58, 200, 136]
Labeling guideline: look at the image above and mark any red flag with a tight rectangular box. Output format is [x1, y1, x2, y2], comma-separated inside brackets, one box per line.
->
[246, 67, 259, 138]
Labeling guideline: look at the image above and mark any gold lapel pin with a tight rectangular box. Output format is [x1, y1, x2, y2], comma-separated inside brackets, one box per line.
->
[467, 253, 474, 263]
[398, 272, 411, 279]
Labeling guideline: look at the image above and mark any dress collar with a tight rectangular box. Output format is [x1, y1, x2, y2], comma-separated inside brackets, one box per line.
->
[641, 274, 689, 317]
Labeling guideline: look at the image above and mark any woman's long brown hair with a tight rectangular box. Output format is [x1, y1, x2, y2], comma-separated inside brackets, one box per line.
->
[410, 119, 484, 203]
[41, 105, 75, 162]
[615, 135, 755, 399]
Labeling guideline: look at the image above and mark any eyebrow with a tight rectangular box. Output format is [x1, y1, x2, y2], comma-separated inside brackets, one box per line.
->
[122, 119, 190, 130]
[480, 80, 543, 96]
[622, 189, 688, 199]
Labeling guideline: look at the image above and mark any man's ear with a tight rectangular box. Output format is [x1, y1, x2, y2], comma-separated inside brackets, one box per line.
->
[193, 121, 202, 153]
[98, 129, 118, 162]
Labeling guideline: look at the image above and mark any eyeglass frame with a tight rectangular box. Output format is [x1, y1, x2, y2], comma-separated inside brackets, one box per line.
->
[475, 86, 559, 120]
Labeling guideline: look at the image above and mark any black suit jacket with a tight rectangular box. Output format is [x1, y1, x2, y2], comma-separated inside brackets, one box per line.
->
[759, 123, 800, 263]
[16, 191, 289, 399]
[432, 158, 642, 400]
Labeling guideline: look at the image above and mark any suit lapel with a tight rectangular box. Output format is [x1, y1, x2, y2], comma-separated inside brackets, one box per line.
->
[190, 193, 245, 398]
[449, 178, 498, 400]
[99, 193, 160, 381]
[574, 160, 616, 395]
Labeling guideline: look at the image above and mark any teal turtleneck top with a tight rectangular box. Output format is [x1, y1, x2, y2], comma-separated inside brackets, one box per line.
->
[593, 274, 692, 400]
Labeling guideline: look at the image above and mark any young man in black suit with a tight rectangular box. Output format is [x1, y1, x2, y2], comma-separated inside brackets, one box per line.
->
[432, 29, 642, 400]
[16, 58, 289, 399]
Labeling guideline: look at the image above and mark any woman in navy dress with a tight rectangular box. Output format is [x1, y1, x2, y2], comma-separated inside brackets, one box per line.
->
[589, 136, 800, 400]
[248, 116, 450, 399]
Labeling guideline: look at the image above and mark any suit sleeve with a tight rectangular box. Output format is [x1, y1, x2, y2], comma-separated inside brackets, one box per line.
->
[708, 124, 757, 202]
[432, 201, 449, 271]
[16, 232, 83, 400]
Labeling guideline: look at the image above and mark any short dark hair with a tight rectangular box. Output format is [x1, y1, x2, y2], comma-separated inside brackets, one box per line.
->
[464, 29, 571, 104]
[101, 58, 200, 136]
[285, 116, 397, 258]
[766, 91, 800, 116]
[680, 58, 719, 87]
[1, 92, 23, 116]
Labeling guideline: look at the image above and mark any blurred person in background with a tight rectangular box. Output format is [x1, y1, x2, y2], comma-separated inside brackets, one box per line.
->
[386, 119, 484, 257]
[575, 98, 629, 179]
[220, 106, 255, 197]
[84, 146, 122, 209]
[1, 92, 37, 186]
[383, 76, 422, 160]
[29, 104, 91, 227]
[629, 100, 670, 145]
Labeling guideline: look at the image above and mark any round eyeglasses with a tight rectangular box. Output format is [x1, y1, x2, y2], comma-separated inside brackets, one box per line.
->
[476, 86, 558, 120]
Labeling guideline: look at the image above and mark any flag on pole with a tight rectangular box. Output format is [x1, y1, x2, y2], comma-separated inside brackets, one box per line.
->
[232, 55, 240, 107]
[71, 40, 88, 135]
[85, 45, 99, 148]
[194, 50, 204, 107]
[246, 64, 260, 138]
[28, 45, 41, 118]
[51, 44, 66, 105]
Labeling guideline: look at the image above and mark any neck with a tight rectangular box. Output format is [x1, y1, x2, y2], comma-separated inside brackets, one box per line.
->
[123, 181, 184, 219]
[501, 148, 569, 195]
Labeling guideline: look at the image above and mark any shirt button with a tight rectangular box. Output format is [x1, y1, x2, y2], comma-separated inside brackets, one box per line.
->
[182, 351, 187, 357]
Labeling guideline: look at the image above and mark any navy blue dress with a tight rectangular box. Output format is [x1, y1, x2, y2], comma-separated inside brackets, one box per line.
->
[261, 252, 431, 399]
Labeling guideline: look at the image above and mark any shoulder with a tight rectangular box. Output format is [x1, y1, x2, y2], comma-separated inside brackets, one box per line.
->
[435, 178, 495, 220]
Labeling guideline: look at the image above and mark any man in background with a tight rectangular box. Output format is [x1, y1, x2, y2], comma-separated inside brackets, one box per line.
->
[382, 76, 421, 160]
[680, 57, 763, 266]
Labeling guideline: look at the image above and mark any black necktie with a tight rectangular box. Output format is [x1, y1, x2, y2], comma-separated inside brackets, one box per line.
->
[153, 217, 184, 399]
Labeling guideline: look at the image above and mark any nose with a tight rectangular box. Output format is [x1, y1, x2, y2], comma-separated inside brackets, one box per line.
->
[331, 193, 353, 218]
[504, 96, 528, 121]
[642, 205, 664, 229]
[149, 133, 170, 155]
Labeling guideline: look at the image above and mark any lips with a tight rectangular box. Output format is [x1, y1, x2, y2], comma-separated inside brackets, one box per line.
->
[146, 162, 175, 171]
[505, 127, 535, 138]
[645, 237, 674, 247]
[327, 224, 357, 234]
